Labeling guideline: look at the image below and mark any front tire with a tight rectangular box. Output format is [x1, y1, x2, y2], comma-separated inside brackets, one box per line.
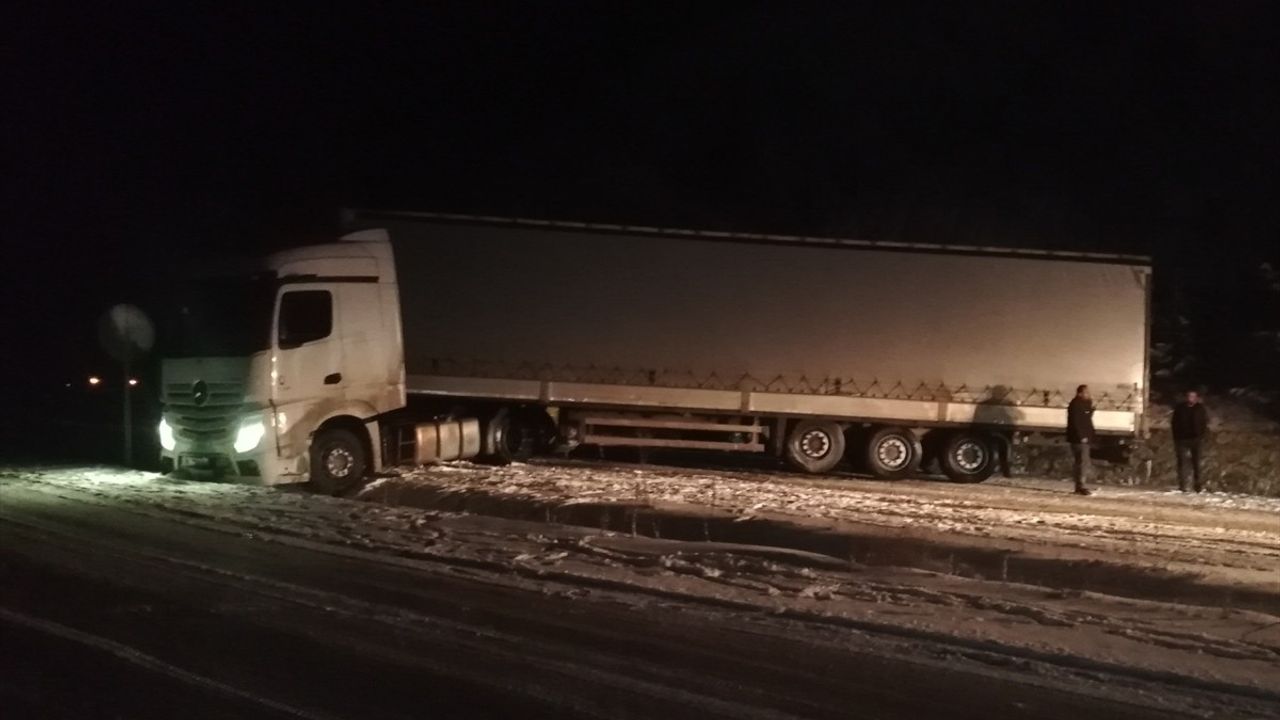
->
[940, 431, 996, 483]
[785, 419, 845, 474]
[309, 428, 367, 495]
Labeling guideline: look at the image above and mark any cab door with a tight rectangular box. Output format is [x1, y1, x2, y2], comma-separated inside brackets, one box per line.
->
[272, 285, 344, 447]
[333, 281, 403, 415]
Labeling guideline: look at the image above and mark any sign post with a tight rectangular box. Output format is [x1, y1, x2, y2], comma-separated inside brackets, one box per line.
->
[122, 361, 132, 466]
[98, 305, 154, 467]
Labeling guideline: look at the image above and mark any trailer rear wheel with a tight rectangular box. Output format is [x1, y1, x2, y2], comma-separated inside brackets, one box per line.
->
[940, 431, 996, 483]
[785, 420, 845, 474]
[865, 426, 921, 479]
[309, 428, 367, 495]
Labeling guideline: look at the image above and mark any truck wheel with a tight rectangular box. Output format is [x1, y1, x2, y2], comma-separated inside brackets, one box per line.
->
[484, 407, 551, 464]
[940, 431, 996, 483]
[865, 426, 921, 479]
[785, 420, 845, 474]
[309, 428, 367, 495]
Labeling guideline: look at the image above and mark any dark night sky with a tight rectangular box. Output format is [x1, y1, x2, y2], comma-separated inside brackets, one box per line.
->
[4, 2, 1278, 388]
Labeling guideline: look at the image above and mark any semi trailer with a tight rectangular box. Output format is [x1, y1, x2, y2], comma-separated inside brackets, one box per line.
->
[158, 211, 1151, 490]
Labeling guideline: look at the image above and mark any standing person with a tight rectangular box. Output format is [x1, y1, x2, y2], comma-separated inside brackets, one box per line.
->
[1171, 390, 1209, 492]
[1066, 384, 1095, 496]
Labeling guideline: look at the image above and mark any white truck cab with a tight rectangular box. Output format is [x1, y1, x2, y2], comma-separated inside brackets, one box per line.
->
[159, 230, 405, 489]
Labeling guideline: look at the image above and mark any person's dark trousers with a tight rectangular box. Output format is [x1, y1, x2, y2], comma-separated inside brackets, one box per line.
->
[1176, 439, 1203, 492]
[1071, 442, 1091, 490]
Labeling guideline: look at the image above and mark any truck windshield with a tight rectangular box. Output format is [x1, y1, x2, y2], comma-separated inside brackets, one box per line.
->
[161, 273, 277, 357]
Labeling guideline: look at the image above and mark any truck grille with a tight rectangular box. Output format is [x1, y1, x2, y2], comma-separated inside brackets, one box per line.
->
[164, 381, 246, 443]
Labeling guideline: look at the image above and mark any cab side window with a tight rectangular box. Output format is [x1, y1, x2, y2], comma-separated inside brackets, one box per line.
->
[278, 290, 332, 348]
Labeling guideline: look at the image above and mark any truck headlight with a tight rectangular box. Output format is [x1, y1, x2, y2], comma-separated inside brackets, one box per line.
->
[158, 418, 176, 452]
[234, 420, 266, 454]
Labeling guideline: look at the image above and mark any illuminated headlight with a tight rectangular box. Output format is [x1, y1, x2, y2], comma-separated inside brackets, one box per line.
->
[158, 418, 176, 452]
[234, 420, 266, 454]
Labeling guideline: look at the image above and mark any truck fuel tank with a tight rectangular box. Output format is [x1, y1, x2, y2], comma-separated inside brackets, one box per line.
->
[415, 418, 481, 463]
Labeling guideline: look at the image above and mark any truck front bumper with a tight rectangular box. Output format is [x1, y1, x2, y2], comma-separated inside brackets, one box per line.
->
[160, 408, 308, 485]
[160, 447, 307, 484]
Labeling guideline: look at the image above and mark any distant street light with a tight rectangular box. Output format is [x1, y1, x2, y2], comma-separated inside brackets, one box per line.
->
[88, 376, 102, 386]
[128, 378, 139, 387]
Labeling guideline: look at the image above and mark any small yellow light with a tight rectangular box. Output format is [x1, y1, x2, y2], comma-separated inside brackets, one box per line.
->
[88, 376, 102, 386]
[128, 378, 139, 387]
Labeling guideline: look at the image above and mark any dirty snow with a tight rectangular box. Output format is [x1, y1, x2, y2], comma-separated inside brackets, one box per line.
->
[3, 464, 1277, 706]
[373, 460, 1280, 586]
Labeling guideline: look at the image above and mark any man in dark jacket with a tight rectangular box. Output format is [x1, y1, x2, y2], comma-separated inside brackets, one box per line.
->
[1066, 384, 1095, 496]
[1172, 390, 1209, 492]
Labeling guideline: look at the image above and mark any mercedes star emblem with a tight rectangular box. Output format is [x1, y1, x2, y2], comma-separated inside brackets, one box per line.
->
[192, 380, 209, 406]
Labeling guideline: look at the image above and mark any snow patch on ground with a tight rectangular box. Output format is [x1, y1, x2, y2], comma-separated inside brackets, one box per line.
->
[381, 461, 1280, 573]
[4, 464, 1279, 704]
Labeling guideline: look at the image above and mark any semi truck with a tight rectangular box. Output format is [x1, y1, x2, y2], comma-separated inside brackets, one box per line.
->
[158, 210, 1152, 491]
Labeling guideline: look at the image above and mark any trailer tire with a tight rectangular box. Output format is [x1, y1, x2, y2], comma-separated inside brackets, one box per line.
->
[940, 431, 997, 483]
[785, 420, 845, 474]
[309, 428, 367, 495]
[865, 426, 922, 479]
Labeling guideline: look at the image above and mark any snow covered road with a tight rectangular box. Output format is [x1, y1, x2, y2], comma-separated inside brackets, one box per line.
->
[1, 466, 1278, 718]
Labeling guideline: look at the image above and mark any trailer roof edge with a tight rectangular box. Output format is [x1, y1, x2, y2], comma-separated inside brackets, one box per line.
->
[342, 208, 1153, 265]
